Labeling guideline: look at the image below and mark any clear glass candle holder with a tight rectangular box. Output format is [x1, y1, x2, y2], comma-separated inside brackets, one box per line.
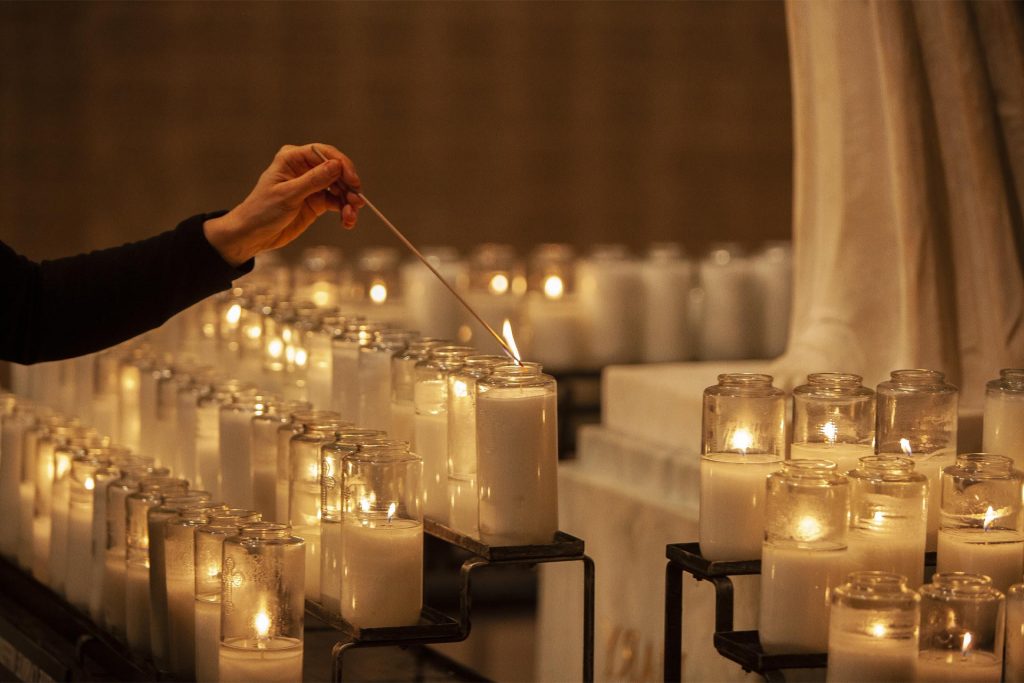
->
[274, 408, 327, 524]
[983, 369, 1024, 470]
[477, 363, 559, 546]
[827, 571, 920, 683]
[357, 329, 412, 432]
[220, 393, 279, 511]
[1006, 583, 1024, 683]
[65, 454, 105, 609]
[332, 320, 380, 421]
[760, 459, 849, 654]
[304, 313, 345, 411]
[936, 454, 1024, 593]
[846, 455, 928, 588]
[414, 346, 474, 524]
[340, 441, 423, 628]
[48, 432, 100, 595]
[876, 369, 958, 552]
[219, 523, 305, 683]
[792, 373, 875, 472]
[294, 244, 343, 308]
[196, 380, 257, 499]
[251, 400, 310, 523]
[917, 573, 1005, 682]
[391, 339, 447, 447]
[352, 246, 401, 304]
[699, 373, 786, 561]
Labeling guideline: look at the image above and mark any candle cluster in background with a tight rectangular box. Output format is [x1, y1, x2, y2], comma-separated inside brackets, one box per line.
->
[0, 257, 564, 681]
[696, 367, 1024, 681]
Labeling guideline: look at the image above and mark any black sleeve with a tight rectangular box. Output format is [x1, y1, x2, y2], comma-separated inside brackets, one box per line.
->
[0, 212, 254, 365]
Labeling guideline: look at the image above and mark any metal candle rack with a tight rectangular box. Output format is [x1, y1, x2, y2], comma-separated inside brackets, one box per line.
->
[309, 520, 595, 683]
[663, 542, 938, 683]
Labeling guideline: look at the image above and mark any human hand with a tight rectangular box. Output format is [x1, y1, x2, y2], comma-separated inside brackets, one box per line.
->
[203, 143, 365, 266]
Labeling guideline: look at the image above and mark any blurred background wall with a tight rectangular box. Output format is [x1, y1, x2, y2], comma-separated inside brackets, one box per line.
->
[0, 1, 790, 263]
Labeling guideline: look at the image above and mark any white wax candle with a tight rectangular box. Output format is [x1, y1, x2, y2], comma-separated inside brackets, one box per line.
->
[357, 349, 392, 431]
[912, 450, 956, 552]
[31, 517, 50, 584]
[148, 509, 177, 667]
[331, 340, 360, 418]
[414, 411, 449, 523]
[914, 650, 1001, 682]
[448, 475, 478, 538]
[65, 503, 94, 610]
[759, 544, 849, 653]
[139, 369, 159, 460]
[120, 365, 142, 452]
[1007, 590, 1024, 683]
[219, 639, 303, 683]
[936, 528, 1024, 594]
[178, 391, 200, 484]
[983, 391, 1024, 470]
[306, 334, 333, 413]
[158, 378, 181, 472]
[641, 255, 692, 363]
[194, 598, 220, 683]
[695, 252, 755, 360]
[103, 550, 127, 639]
[167, 577, 196, 679]
[17, 481, 34, 570]
[699, 453, 779, 561]
[400, 258, 468, 339]
[524, 294, 580, 372]
[0, 417, 25, 558]
[48, 479, 69, 593]
[847, 528, 926, 588]
[93, 394, 119, 448]
[341, 517, 423, 628]
[577, 257, 644, 365]
[790, 442, 874, 475]
[390, 402, 415, 450]
[750, 243, 792, 358]
[251, 419, 279, 522]
[320, 520, 342, 614]
[89, 478, 112, 624]
[220, 409, 254, 509]
[196, 403, 222, 498]
[126, 563, 152, 656]
[476, 386, 559, 546]
[827, 632, 917, 682]
[296, 524, 321, 602]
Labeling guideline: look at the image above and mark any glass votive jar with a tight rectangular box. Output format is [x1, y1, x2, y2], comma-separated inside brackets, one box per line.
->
[87, 460, 121, 624]
[391, 339, 447, 447]
[295, 245, 343, 308]
[936, 454, 1024, 593]
[760, 459, 850, 653]
[48, 433, 96, 594]
[219, 523, 305, 683]
[477, 363, 559, 546]
[220, 393, 279, 511]
[352, 246, 401, 305]
[983, 369, 1024, 470]
[275, 407, 327, 524]
[415, 345, 474, 524]
[875, 369, 958, 552]
[340, 441, 423, 628]
[1006, 583, 1024, 683]
[251, 399, 310, 523]
[524, 244, 578, 371]
[65, 454, 105, 609]
[196, 380, 257, 499]
[695, 242, 754, 361]
[332, 320, 379, 420]
[401, 246, 468, 340]
[846, 456, 928, 588]
[699, 373, 786, 561]
[30, 421, 77, 583]
[194, 509, 261, 683]
[263, 300, 297, 375]
[0, 400, 37, 561]
[792, 372, 875, 472]
[827, 571, 920, 682]
[358, 329, 412, 432]
[916, 573, 1005, 682]
[305, 312, 345, 411]
[464, 243, 523, 352]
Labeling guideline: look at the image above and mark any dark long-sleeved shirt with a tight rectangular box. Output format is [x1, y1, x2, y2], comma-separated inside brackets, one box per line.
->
[1, 212, 253, 365]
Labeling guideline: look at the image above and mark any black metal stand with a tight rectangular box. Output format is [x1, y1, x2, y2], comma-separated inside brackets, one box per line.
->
[663, 542, 937, 682]
[312, 520, 595, 683]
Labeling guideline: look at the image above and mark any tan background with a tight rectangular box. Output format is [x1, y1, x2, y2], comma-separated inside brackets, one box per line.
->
[0, 1, 791, 264]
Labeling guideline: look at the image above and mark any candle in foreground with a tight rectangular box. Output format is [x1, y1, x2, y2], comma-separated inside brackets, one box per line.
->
[791, 373, 875, 473]
[88, 460, 121, 624]
[915, 573, 1004, 683]
[983, 369, 1024, 469]
[218, 523, 304, 683]
[340, 442, 423, 628]
[699, 373, 786, 560]
[477, 363, 559, 546]
[65, 455, 103, 610]
[826, 571, 919, 682]
[1006, 583, 1024, 683]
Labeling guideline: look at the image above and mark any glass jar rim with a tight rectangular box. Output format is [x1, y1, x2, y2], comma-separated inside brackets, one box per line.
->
[835, 571, 918, 601]
[718, 372, 773, 385]
[855, 455, 918, 476]
[921, 572, 1004, 601]
[238, 522, 291, 539]
[989, 368, 1024, 392]
[951, 453, 1015, 478]
[346, 440, 419, 464]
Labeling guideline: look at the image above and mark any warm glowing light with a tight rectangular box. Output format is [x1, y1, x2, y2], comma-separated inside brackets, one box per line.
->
[207, 564, 220, 579]
[294, 348, 308, 367]
[821, 421, 838, 444]
[543, 275, 565, 300]
[869, 622, 888, 638]
[387, 502, 397, 522]
[245, 324, 262, 340]
[899, 438, 912, 456]
[453, 379, 469, 399]
[795, 515, 824, 542]
[730, 428, 754, 454]
[311, 285, 332, 308]
[871, 510, 885, 526]
[983, 506, 997, 531]
[267, 338, 284, 359]
[502, 319, 522, 363]
[360, 497, 371, 514]
[369, 282, 388, 304]
[84, 477, 95, 491]
[962, 631, 973, 656]
[489, 273, 510, 295]
[254, 611, 272, 639]
[225, 303, 242, 326]
[511, 275, 528, 296]
[307, 463, 319, 480]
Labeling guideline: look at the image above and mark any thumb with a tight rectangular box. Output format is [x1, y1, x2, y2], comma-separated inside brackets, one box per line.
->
[280, 159, 343, 200]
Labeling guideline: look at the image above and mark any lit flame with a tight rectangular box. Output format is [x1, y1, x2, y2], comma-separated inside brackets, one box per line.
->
[369, 282, 388, 304]
[961, 631, 972, 657]
[245, 324, 262, 340]
[821, 421, 838, 444]
[869, 622, 887, 638]
[387, 502, 397, 522]
[983, 506, 997, 531]
[225, 303, 242, 326]
[453, 379, 469, 399]
[84, 476, 95, 491]
[730, 428, 754, 454]
[267, 338, 284, 359]
[795, 515, 823, 542]
[254, 611, 271, 639]
[502, 319, 522, 363]
[899, 438, 912, 456]
[294, 347, 308, 368]
[543, 274, 565, 300]
[489, 273, 510, 295]
[307, 462, 319, 480]
[311, 283, 332, 308]
[871, 510, 885, 526]
[360, 497, 371, 514]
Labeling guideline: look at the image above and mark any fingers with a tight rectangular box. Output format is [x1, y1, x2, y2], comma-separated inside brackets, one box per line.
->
[309, 143, 361, 192]
[278, 159, 344, 202]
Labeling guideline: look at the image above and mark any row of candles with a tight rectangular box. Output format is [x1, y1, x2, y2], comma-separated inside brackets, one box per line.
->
[244, 239, 791, 369]
[698, 368, 1024, 681]
[0, 297, 562, 680]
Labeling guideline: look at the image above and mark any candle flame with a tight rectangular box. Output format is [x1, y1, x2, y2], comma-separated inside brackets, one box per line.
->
[730, 427, 754, 454]
[899, 438, 912, 456]
[821, 421, 838, 444]
[267, 338, 284, 359]
[360, 497, 371, 514]
[983, 506, 997, 531]
[225, 303, 242, 326]
[369, 282, 388, 304]
[871, 510, 885, 526]
[869, 622, 887, 638]
[543, 274, 564, 300]
[453, 379, 469, 399]
[294, 347, 308, 368]
[387, 502, 396, 522]
[311, 284, 332, 308]
[254, 611, 271, 638]
[245, 324, 262, 340]
[502, 319, 522, 363]
[961, 631, 973, 657]
[84, 476, 95, 491]
[795, 515, 823, 542]
[489, 273, 510, 295]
